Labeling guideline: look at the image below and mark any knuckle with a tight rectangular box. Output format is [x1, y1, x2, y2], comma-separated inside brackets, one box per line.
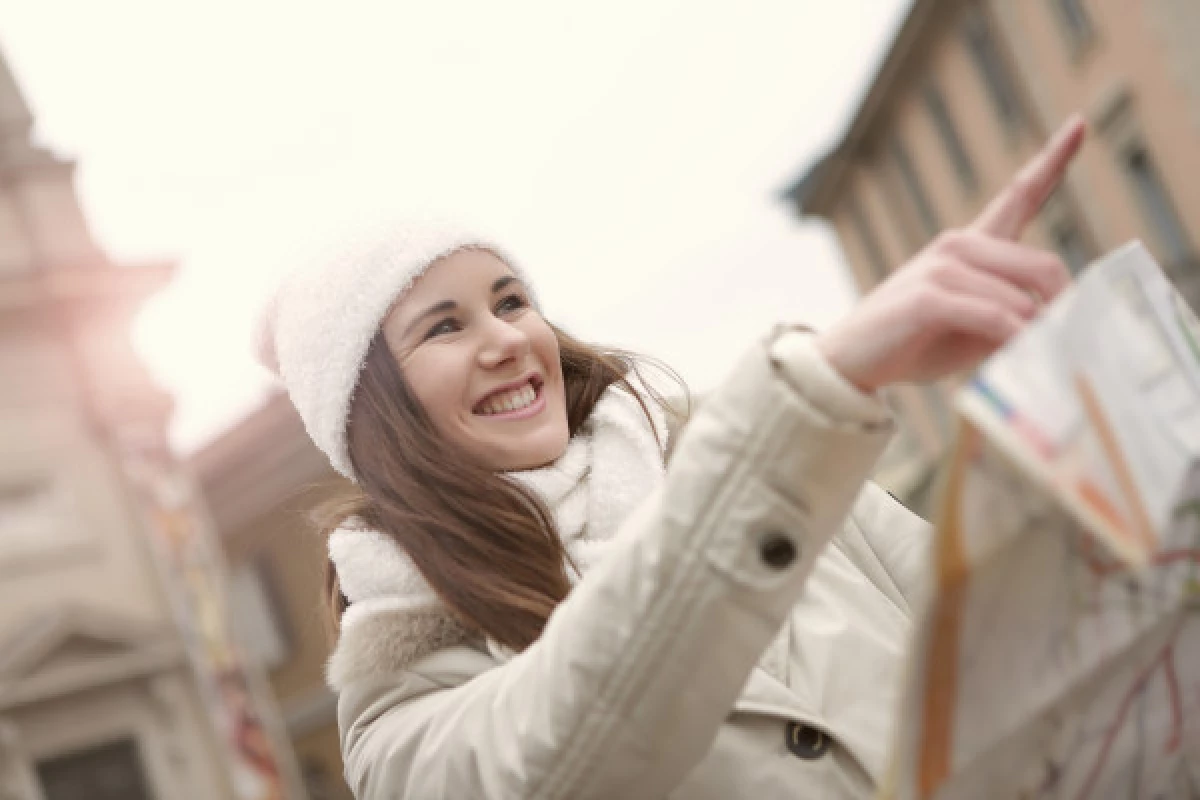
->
[914, 284, 949, 314]
[1051, 255, 1071, 278]
[933, 229, 968, 256]
[1034, 251, 1069, 287]
[909, 284, 938, 310]
[972, 306, 1005, 335]
[926, 257, 957, 284]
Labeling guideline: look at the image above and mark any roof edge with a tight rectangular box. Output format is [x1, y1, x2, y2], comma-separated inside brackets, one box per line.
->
[780, 0, 946, 217]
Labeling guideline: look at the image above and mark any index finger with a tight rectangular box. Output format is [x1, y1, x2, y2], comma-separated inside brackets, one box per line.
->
[972, 114, 1087, 240]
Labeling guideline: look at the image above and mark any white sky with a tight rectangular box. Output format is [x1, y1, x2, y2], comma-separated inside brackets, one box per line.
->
[0, 0, 909, 454]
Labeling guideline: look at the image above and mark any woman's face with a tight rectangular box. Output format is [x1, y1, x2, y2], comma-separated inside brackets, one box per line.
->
[381, 248, 569, 471]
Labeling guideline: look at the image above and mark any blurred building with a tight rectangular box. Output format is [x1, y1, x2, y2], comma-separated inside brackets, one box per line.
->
[0, 55, 304, 800]
[784, 0, 1200, 515]
[191, 394, 353, 800]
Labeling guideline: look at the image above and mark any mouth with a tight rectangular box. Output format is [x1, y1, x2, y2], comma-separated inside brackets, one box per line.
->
[473, 374, 546, 419]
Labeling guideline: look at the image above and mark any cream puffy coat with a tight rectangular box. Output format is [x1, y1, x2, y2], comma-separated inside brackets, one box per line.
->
[330, 329, 933, 799]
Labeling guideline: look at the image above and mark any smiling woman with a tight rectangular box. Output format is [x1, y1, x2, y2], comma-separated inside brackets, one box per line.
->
[256, 117, 1084, 798]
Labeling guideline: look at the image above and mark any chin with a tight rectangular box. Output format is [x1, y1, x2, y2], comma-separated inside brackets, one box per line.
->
[493, 431, 570, 472]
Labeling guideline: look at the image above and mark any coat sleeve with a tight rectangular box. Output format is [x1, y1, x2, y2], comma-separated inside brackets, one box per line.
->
[337, 330, 896, 800]
[851, 481, 935, 617]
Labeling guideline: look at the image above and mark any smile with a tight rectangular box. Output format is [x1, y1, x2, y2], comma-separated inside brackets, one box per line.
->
[474, 375, 546, 419]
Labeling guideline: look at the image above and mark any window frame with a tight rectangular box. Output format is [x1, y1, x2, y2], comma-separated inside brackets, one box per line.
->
[35, 737, 154, 800]
[1039, 188, 1096, 275]
[1047, 0, 1097, 60]
[844, 190, 892, 285]
[1096, 88, 1195, 276]
[961, 6, 1026, 140]
[922, 80, 979, 197]
[888, 134, 941, 241]
[229, 557, 294, 672]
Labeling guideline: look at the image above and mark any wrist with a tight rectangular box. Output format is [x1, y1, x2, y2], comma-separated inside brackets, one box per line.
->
[772, 328, 890, 426]
[814, 331, 879, 394]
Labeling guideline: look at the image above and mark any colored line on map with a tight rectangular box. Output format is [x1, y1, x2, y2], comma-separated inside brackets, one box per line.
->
[1164, 642, 1183, 753]
[968, 377, 1057, 460]
[1074, 619, 1186, 800]
[1075, 478, 1133, 546]
[1079, 538, 1200, 579]
[1074, 374, 1158, 556]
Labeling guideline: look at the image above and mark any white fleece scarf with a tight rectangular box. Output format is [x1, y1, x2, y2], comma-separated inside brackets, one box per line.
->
[326, 379, 669, 665]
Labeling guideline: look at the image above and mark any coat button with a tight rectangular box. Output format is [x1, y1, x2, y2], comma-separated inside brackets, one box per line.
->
[759, 531, 797, 569]
[785, 721, 830, 760]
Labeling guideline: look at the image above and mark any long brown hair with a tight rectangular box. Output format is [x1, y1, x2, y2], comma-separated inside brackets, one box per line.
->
[313, 324, 682, 652]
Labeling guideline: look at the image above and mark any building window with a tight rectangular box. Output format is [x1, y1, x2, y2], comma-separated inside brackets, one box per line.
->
[923, 82, 978, 195]
[846, 193, 891, 284]
[962, 7, 1025, 135]
[1040, 189, 1095, 274]
[37, 739, 153, 800]
[1049, 219, 1093, 275]
[1120, 141, 1193, 271]
[1096, 88, 1195, 277]
[302, 757, 341, 800]
[229, 560, 292, 671]
[889, 136, 941, 240]
[1049, 0, 1095, 55]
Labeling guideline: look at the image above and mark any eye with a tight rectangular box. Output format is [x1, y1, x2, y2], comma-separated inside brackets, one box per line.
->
[496, 293, 528, 314]
[424, 318, 460, 340]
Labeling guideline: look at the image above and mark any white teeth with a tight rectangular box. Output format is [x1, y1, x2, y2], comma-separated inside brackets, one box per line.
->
[480, 382, 537, 415]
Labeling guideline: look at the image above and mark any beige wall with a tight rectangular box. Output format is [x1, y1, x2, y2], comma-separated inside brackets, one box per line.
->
[996, 0, 1200, 263]
[224, 497, 351, 800]
[0, 408, 171, 629]
[0, 293, 243, 800]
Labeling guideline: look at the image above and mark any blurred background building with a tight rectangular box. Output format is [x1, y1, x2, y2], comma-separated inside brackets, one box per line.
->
[0, 52, 305, 800]
[785, 0, 1200, 515]
[190, 397, 352, 800]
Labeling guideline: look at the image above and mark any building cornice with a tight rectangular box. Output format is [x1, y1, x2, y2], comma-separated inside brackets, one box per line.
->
[781, 0, 951, 216]
[0, 605, 185, 712]
[0, 260, 175, 315]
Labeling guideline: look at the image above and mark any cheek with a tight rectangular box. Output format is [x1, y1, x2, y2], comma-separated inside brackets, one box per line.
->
[403, 349, 472, 429]
[525, 319, 563, 383]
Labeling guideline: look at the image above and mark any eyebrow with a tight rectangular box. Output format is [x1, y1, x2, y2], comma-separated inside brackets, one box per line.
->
[401, 275, 522, 340]
[492, 275, 517, 293]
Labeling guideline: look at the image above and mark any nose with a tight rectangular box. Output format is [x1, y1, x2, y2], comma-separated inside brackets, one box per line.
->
[477, 314, 530, 370]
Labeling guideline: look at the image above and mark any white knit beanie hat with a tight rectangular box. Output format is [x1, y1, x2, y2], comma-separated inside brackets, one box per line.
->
[256, 215, 538, 481]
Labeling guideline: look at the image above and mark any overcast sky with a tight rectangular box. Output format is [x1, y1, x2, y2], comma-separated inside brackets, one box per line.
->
[0, 0, 910, 453]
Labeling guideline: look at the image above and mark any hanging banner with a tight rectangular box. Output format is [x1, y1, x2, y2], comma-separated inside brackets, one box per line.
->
[121, 446, 294, 800]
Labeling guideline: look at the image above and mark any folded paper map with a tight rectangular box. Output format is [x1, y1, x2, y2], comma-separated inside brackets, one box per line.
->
[885, 242, 1200, 799]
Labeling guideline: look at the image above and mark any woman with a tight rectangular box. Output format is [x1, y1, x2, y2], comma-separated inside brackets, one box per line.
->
[257, 117, 1086, 798]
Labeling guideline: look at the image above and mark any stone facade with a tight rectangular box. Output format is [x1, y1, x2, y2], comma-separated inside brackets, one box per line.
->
[0, 52, 303, 800]
[1146, 0, 1200, 129]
